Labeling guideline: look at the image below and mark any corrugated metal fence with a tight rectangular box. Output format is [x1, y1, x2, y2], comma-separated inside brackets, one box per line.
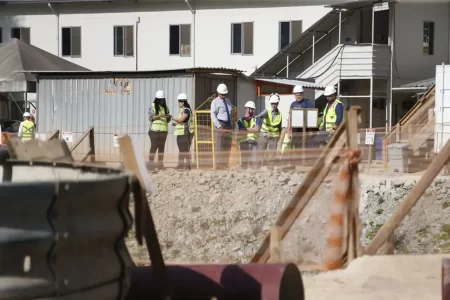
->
[37, 76, 194, 164]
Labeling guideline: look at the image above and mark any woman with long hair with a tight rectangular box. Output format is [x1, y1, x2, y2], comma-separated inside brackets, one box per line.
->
[148, 90, 171, 170]
[172, 93, 194, 170]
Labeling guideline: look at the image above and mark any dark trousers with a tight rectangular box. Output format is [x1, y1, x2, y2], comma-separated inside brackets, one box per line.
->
[214, 128, 233, 169]
[176, 131, 192, 169]
[148, 130, 168, 167]
[291, 128, 315, 149]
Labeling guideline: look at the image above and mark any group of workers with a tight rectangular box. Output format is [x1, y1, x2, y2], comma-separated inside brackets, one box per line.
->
[146, 82, 344, 171]
[210, 83, 344, 169]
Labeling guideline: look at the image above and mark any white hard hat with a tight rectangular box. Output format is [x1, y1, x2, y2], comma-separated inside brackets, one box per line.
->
[244, 101, 256, 109]
[177, 93, 188, 100]
[155, 90, 165, 99]
[293, 85, 304, 94]
[323, 86, 337, 96]
[269, 93, 280, 104]
[217, 83, 228, 94]
[23, 112, 31, 117]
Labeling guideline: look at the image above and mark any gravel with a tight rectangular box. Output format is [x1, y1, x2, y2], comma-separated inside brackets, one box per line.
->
[125, 169, 450, 264]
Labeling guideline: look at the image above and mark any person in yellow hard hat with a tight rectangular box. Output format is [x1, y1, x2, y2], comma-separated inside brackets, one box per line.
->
[18, 112, 35, 141]
[172, 92, 195, 170]
[236, 100, 259, 169]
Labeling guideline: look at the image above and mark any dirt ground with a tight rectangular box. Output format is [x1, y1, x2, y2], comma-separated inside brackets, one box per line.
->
[302, 254, 449, 299]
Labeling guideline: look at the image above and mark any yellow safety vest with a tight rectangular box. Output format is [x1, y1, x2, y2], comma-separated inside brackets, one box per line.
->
[21, 120, 35, 141]
[261, 109, 282, 137]
[151, 103, 169, 132]
[174, 108, 195, 136]
[237, 118, 259, 143]
[320, 99, 343, 131]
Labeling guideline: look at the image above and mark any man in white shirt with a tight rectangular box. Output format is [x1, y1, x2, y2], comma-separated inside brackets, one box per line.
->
[210, 83, 234, 169]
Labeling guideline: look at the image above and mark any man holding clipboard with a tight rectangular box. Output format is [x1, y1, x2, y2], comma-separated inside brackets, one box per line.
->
[287, 85, 314, 149]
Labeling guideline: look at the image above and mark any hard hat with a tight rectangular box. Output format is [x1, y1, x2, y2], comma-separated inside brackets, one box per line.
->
[293, 85, 304, 94]
[23, 112, 31, 117]
[217, 83, 228, 94]
[155, 90, 165, 99]
[244, 101, 256, 109]
[177, 93, 188, 100]
[323, 86, 337, 96]
[269, 93, 280, 104]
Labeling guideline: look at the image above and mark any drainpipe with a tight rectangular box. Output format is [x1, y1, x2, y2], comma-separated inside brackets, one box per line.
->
[185, 0, 195, 67]
[136, 16, 140, 71]
[48, 3, 60, 56]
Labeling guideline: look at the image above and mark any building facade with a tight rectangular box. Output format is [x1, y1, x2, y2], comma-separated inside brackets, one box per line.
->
[0, 0, 331, 75]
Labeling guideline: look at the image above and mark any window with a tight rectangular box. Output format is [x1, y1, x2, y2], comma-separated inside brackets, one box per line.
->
[423, 21, 434, 55]
[231, 22, 253, 55]
[114, 25, 134, 57]
[0, 28, 2, 43]
[169, 24, 191, 56]
[62, 27, 81, 57]
[11, 27, 30, 43]
[279, 21, 302, 50]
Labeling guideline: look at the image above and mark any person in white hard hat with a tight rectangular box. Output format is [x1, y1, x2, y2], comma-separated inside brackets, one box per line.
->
[236, 100, 259, 169]
[18, 112, 35, 141]
[172, 93, 195, 170]
[288, 85, 315, 150]
[255, 93, 283, 167]
[210, 83, 234, 169]
[319, 85, 344, 135]
[147, 90, 171, 170]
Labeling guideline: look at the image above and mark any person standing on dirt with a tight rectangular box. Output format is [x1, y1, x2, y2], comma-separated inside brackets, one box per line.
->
[236, 100, 259, 169]
[210, 83, 234, 170]
[172, 93, 194, 170]
[148, 90, 171, 170]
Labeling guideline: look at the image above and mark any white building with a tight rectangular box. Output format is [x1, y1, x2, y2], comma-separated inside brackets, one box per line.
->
[252, 0, 450, 130]
[0, 0, 337, 75]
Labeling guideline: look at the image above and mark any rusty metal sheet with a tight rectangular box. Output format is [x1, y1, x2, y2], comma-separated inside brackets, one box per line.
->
[126, 263, 304, 300]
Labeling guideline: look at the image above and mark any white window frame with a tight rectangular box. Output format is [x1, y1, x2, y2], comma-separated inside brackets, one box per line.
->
[11, 27, 30, 43]
[230, 22, 254, 56]
[113, 25, 134, 57]
[169, 24, 191, 57]
[61, 26, 82, 58]
[423, 21, 434, 56]
[278, 20, 302, 51]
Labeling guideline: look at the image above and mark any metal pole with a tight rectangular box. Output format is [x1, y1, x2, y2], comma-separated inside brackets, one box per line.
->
[338, 11, 342, 44]
[312, 32, 315, 64]
[389, 3, 395, 129]
[372, 5, 375, 44]
[370, 77, 373, 128]
[286, 54, 289, 78]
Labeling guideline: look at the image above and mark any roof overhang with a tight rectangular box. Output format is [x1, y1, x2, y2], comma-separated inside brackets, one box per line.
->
[327, 0, 397, 10]
[252, 77, 326, 90]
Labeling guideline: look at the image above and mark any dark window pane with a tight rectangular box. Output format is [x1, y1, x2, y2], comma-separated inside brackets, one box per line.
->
[180, 24, 191, 56]
[71, 27, 81, 56]
[62, 27, 71, 56]
[280, 22, 290, 50]
[125, 25, 134, 56]
[114, 26, 124, 56]
[170, 25, 180, 55]
[11, 28, 21, 39]
[0, 28, 3, 43]
[232, 23, 242, 54]
[243, 22, 253, 55]
[21, 28, 30, 43]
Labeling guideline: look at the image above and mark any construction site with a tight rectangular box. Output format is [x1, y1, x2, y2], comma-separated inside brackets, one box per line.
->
[1, 0, 450, 298]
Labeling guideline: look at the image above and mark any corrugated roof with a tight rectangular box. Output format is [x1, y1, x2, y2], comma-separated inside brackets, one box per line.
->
[31, 67, 244, 77]
[252, 77, 326, 89]
[400, 77, 435, 88]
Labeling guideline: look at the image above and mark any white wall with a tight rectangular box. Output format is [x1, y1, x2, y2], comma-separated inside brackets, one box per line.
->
[393, 2, 450, 86]
[0, 2, 329, 75]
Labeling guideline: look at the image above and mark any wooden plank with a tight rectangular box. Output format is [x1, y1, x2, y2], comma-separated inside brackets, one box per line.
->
[365, 138, 450, 255]
[7, 139, 73, 162]
[269, 226, 281, 263]
[250, 107, 360, 263]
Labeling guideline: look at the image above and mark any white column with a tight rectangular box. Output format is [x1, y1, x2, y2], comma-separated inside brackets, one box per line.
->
[370, 77, 373, 128]
[338, 11, 342, 44]
[312, 32, 315, 64]
[286, 55, 289, 77]
[371, 5, 375, 44]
